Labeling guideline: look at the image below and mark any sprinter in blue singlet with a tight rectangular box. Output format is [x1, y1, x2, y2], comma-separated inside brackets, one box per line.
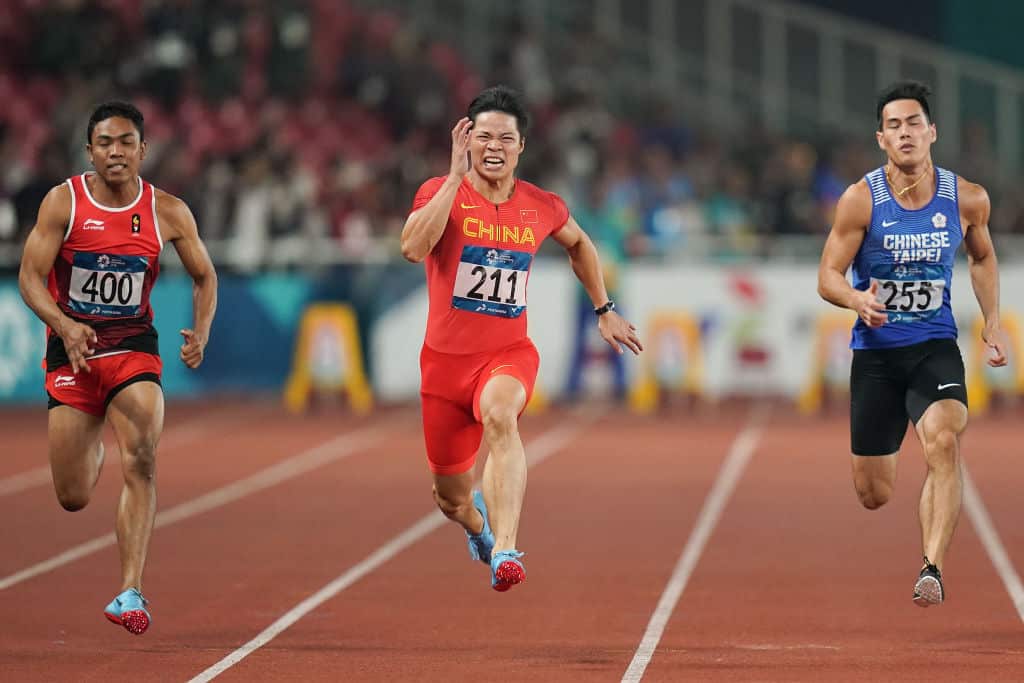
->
[817, 80, 1009, 608]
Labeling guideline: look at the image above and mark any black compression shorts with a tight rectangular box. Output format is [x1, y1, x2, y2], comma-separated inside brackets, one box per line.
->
[850, 338, 967, 456]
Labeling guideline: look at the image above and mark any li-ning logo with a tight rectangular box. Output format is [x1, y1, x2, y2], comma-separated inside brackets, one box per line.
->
[83, 218, 105, 231]
[131, 213, 141, 235]
[53, 374, 76, 388]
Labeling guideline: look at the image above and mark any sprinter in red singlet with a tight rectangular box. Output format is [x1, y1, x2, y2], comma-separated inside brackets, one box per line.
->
[18, 102, 217, 634]
[402, 86, 642, 591]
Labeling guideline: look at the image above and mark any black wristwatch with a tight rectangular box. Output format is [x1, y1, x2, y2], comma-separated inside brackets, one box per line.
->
[593, 300, 616, 316]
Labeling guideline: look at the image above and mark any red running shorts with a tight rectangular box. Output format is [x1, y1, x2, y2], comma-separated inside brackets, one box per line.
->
[419, 338, 540, 475]
[46, 352, 163, 417]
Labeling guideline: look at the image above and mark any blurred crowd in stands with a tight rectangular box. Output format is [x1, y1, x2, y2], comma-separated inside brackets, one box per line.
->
[2, 0, 1023, 271]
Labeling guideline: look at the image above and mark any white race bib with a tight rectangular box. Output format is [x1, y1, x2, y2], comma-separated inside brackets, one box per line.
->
[452, 246, 531, 318]
[68, 252, 147, 317]
[870, 263, 946, 324]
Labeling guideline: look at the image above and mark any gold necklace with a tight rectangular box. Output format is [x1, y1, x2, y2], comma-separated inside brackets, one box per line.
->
[885, 163, 931, 198]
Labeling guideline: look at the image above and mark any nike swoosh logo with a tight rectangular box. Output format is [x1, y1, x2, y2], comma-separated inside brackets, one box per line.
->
[882, 219, 898, 227]
[937, 383, 961, 390]
[460, 203, 480, 209]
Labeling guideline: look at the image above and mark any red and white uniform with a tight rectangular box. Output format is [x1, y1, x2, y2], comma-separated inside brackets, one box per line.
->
[411, 176, 569, 474]
[45, 173, 164, 415]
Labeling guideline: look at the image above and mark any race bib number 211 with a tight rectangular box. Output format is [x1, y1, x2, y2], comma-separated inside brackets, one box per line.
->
[452, 246, 531, 318]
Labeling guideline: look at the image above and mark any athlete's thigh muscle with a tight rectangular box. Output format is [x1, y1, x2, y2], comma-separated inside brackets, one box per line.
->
[106, 381, 165, 449]
[48, 404, 105, 482]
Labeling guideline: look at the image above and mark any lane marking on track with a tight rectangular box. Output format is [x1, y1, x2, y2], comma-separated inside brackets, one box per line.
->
[621, 404, 770, 683]
[962, 461, 1024, 622]
[0, 467, 51, 498]
[0, 406, 258, 498]
[0, 424, 388, 591]
[187, 413, 599, 683]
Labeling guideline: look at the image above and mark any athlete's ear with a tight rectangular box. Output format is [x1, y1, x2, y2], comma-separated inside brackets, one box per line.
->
[929, 123, 937, 144]
[139, 139, 147, 161]
[875, 130, 885, 151]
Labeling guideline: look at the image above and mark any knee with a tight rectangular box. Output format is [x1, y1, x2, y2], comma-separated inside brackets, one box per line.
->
[481, 404, 518, 441]
[925, 430, 960, 471]
[55, 487, 90, 512]
[432, 487, 472, 520]
[855, 481, 893, 510]
[123, 440, 158, 481]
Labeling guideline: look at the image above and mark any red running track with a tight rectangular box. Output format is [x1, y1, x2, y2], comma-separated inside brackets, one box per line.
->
[0, 400, 1021, 681]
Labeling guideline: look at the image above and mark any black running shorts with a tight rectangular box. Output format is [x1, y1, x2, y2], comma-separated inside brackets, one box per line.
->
[850, 338, 967, 456]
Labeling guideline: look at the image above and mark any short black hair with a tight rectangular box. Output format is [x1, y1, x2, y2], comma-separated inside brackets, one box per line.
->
[467, 85, 529, 137]
[87, 101, 145, 144]
[876, 80, 932, 129]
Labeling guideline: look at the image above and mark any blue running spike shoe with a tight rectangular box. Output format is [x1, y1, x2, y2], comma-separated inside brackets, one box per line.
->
[465, 490, 495, 564]
[104, 588, 151, 635]
[491, 550, 526, 592]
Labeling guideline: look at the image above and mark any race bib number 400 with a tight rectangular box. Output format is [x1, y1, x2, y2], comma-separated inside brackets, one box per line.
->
[68, 252, 147, 317]
[870, 263, 946, 324]
[452, 246, 531, 318]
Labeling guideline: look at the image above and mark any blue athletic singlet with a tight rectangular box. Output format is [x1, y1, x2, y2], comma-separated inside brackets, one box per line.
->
[850, 166, 962, 349]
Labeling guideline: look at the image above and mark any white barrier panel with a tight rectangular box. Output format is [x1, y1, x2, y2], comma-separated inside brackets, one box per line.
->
[372, 262, 1024, 402]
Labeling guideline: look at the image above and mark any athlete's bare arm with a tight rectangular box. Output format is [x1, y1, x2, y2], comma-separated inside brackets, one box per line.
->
[817, 180, 888, 328]
[156, 190, 217, 369]
[551, 216, 642, 355]
[401, 118, 473, 262]
[960, 179, 1007, 367]
[17, 184, 98, 374]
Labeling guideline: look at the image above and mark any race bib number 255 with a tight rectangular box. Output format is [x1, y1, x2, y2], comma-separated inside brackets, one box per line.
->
[452, 246, 531, 318]
[870, 263, 946, 324]
[68, 251, 147, 317]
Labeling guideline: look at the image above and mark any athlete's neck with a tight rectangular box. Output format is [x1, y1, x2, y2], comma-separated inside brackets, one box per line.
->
[87, 172, 140, 208]
[885, 157, 934, 204]
[468, 173, 515, 205]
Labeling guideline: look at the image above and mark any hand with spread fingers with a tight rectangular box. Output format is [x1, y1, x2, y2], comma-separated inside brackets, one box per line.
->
[599, 311, 643, 356]
[59, 318, 98, 374]
[179, 329, 207, 369]
[449, 117, 472, 179]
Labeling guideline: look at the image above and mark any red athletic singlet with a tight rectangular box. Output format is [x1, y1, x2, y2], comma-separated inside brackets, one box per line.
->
[45, 173, 163, 369]
[410, 176, 569, 354]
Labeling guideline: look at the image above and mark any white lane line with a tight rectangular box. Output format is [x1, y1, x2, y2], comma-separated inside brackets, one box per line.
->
[0, 425, 387, 591]
[187, 416, 594, 682]
[0, 407, 248, 499]
[962, 461, 1024, 621]
[0, 467, 51, 498]
[621, 404, 770, 683]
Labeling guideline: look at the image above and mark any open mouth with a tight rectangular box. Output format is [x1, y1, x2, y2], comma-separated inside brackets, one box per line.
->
[108, 163, 127, 172]
[482, 156, 504, 170]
